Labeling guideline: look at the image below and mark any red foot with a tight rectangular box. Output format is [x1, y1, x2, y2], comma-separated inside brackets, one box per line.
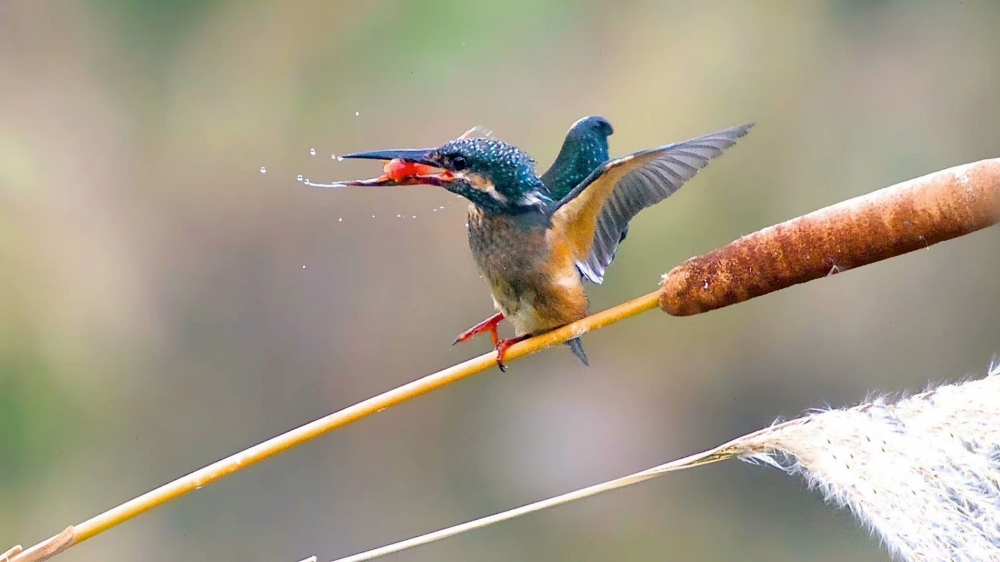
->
[495, 335, 529, 372]
[453, 312, 505, 347]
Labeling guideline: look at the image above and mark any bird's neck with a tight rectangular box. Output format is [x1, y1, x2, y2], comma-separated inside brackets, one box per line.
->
[465, 180, 550, 216]
[471, 199, 550, 224]
[469, 203, 552, 230]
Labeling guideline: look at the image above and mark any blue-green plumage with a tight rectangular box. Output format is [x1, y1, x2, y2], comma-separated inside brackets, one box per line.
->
[541, 116, 613, 199]
[338, 118, 753, 370]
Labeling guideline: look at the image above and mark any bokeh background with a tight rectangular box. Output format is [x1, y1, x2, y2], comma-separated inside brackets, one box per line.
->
[2, 1, 999, 560]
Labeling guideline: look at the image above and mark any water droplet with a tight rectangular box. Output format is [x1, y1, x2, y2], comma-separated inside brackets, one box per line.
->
[397, 214, 401, 218]
[412, 215, 417, 218]
[465, 222, 469, 228]
[432, 208, 437, 212]
[302, 265, 307, 269]
[371, 215, 375, 218]
[338, 217, 342, 222]
[297, 174, 304, 182]
[309, 148, 316, 156]
[303, 179, 345, 189]
[355, 111, 360, 116]
[260, 167, 267, 174]
[331, 153, 337, 159]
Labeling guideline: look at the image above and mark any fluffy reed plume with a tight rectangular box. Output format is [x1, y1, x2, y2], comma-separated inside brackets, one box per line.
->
[747, 358, 1000, 561]
[330, 359, 1000, 562]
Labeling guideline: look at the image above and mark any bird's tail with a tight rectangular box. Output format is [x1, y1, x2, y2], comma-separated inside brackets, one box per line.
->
[566, 338, 589, 366]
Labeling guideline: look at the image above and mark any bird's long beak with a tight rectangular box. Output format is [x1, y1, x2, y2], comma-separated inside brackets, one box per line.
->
[339, 148, 440, 168]
[330, 147, 451, 187]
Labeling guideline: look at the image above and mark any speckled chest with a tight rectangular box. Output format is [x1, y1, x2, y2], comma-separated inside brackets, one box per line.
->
[467, 206, 550, 297]
[466, 206, 587, 335]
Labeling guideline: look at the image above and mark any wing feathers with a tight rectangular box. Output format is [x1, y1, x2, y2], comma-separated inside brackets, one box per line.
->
[552, 123, 753, 283]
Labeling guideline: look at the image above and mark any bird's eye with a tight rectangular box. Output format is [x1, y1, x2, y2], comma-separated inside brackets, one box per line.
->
[450, 155, 468, 171]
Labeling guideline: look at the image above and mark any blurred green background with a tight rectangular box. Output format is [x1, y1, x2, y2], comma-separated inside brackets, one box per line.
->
[2, 1, 999, 560]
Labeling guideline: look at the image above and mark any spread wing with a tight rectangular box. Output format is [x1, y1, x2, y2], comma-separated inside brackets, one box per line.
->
[549, 124, 753, 284]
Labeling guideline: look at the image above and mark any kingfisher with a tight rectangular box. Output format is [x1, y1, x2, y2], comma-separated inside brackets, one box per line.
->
[336, 117, 753, 370]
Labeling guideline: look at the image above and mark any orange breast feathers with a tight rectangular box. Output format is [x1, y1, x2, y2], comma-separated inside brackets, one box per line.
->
[543, 230, 582, 285]
[549, 156, 636, 263]
[535, 229, 589, 326]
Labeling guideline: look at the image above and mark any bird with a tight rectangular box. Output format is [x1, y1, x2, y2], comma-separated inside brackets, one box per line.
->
[336, 117, 753, 370]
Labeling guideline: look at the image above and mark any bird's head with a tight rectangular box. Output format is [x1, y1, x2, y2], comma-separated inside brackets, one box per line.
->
[339, 137, 550, 214]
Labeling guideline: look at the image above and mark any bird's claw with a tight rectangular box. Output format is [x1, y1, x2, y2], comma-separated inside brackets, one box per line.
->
[494, 335, 528, 372]
[453, 312, 504, 347]
[454, 313, 520, 371]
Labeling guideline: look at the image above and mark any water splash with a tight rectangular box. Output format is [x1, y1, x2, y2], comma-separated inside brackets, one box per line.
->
[297, 174, 304, 182]
[303, 179, 346, 189]
[309, 148, 316, 156]
[260, 167, 267, 174]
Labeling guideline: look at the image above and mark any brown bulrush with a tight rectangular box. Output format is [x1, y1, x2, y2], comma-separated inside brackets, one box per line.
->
[661, 158, 1000, 316]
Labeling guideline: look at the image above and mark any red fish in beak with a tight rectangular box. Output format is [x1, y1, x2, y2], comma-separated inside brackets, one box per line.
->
[383, 158, 438, 182]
